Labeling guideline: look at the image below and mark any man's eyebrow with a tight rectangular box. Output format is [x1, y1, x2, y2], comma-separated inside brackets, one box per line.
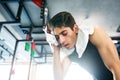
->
[54, 30, 67, 36]
[60, 30, 67, 35]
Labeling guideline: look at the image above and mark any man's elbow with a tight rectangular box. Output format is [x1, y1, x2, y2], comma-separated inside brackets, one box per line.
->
[108, 59, 120, 80]
[108, 59, 120, 74]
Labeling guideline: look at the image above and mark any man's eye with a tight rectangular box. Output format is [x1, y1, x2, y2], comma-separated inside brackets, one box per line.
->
[62, 32, 67, 36]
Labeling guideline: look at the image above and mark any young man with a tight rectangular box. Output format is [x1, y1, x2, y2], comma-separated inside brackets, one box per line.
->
[44, 11, 120, 80]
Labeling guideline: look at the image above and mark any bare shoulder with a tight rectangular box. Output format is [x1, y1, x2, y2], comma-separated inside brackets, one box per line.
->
[89, 26, 113, 48]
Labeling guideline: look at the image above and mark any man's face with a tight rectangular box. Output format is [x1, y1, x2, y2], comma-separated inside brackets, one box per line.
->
[54, 25, 78, 49]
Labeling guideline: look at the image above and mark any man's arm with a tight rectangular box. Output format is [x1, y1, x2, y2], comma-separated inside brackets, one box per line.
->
[90, 26, 120, 80]
[53, 45, 71, 80]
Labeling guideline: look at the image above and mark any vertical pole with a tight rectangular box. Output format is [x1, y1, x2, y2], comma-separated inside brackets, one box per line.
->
[27, 56, 32, 80]
[9, 40, 18, 80]
[27, 44, 33, 80]
[0, 24, 2, 32]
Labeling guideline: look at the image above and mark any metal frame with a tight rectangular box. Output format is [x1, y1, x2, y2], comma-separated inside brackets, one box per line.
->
[0, 1, 49, 80]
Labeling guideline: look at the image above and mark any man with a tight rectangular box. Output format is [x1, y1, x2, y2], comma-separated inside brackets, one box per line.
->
[44, 11, 120, 80]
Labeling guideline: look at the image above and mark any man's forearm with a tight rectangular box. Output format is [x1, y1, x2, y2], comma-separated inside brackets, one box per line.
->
[112, 61, 120, 80]
[53, 50, 64, 80]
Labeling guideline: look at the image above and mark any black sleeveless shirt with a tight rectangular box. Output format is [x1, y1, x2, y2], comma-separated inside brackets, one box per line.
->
[68, 41, 113, 80]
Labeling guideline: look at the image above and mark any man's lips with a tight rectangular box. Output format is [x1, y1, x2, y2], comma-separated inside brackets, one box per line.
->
[64, 44, 69, 48]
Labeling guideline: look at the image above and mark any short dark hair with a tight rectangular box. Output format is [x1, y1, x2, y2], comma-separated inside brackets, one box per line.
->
[48, 11, 76, 30]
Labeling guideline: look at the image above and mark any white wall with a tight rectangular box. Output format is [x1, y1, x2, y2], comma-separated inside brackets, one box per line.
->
[47, 0, 120, 37]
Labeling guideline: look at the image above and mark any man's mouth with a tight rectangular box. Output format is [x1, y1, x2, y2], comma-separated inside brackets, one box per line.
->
[64, 44, 69, 48]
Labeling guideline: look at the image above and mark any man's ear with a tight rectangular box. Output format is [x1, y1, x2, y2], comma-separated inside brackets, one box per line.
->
[73, 24, 79, 33]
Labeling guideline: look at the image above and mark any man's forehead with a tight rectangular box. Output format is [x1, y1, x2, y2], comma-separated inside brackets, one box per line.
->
[53, 27, 64, 35]
[54, 27, 71, 35]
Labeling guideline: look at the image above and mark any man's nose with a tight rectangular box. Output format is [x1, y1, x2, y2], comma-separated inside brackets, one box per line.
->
[59, 35, 65, 45]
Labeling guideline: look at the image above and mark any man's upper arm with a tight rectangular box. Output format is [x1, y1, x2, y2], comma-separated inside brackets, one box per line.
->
[89, 26, 120, 70]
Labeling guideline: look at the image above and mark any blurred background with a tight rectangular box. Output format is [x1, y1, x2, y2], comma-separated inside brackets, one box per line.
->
[0, 0, 120, 80]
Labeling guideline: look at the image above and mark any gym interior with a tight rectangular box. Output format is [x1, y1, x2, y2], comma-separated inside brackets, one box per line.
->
[0, 0, 120, 80]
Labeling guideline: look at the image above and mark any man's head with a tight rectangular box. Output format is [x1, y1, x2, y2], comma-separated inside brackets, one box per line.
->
[49, 11, 76, 30]
[48, 11, 79, 49]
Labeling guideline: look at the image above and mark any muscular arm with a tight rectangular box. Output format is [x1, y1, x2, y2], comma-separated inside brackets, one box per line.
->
[90, 26, 120, 80]
[53, 45, 71, 80]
